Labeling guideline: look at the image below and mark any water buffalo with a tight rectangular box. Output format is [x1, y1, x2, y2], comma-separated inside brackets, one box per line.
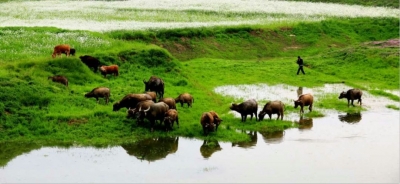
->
[99, 65, 119, 78]
[258, 100, 285, 121]
[230, 99, 258, 122]
[48, 75, 68, 87]
[145, 91, 157, 102]
[143, 76, 164, 99]
[52, 44, 72, 58]
[163, 109, 179, 131]
[113, 93, 152, 111]
[175, 93, 194, 108]
[126, 100, 155, 124]
[294, 93, 313, 114]
[79, 55, 100, 72]
[339, 89, 363, 107]
[158, 97, 176, 109]
[84, 87, 110, 104]
[139, 102, 170, 132]
[200, 111, 223, 135]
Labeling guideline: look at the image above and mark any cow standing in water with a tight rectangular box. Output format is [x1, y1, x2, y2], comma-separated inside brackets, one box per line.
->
[339, 89, 363, 107]
[294, 94, 313, 114]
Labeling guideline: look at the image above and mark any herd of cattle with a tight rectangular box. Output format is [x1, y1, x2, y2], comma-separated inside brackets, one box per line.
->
[48, 44, 364, 135]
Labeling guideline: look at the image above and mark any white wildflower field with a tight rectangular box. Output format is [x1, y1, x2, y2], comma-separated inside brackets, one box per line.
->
[0, 0, 398, 32]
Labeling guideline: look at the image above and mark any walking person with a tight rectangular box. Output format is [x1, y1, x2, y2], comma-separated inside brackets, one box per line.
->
[296, 56, 305, 75]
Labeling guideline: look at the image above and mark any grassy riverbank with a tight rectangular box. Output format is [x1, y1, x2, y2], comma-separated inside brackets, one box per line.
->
[0, 12, 398, 145]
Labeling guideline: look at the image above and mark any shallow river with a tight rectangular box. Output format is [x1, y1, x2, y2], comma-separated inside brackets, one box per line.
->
[0, 84, 399, 183]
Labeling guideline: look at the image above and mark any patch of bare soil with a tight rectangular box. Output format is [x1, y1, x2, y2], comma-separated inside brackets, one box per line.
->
[364, 38, 400, 48]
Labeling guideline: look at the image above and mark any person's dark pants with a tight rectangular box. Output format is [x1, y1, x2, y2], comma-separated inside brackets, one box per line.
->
[297, 66, 305, 75]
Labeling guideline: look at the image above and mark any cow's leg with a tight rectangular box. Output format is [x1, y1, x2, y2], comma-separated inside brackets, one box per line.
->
[250, 114, 253, 120]
[309, 104, 313, 112]
[254, 112, 258, 121]
[351, 99, 355, 106]
[176, 117, 179, 128]
[96, 97, 99, 103]
[268, 114, 272, 120]
[359, 98, 362, 106]
[347, 100, 350, 107]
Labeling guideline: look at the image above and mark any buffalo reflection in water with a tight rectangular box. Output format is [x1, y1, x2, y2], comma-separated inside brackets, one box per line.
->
[232, 131, 257, 149]
[338, 113, 362, 124]
[259, 130, 285, 144]
[200, 140, 222, 159]
[296, 116, 313, 130]
[121, 137, 179, 162]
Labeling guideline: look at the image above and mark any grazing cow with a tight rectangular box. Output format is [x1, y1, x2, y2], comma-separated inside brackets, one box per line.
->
[84, 87, 110, 104]
[143, 76, 165, 99]
[175, 93, 194, 108]
[62, 48, 75, 56]
[158, 97, 176, 109]
[258, 100, 285, 121]
[52, 44, 72, 58]
[163, 109, 179, 131]
[79, 55, 100, 72]
[145, 91, 157, 102]
[338, 89, 363, 107]
[48, 75, 68, 87]
[113, 93, 152, 111]
[200, 111, 223, 135]
[138, 102, 170, 132]
[127, 100, 155, 124]
[99, 65, 119, 78]
[230, 99, 258, 122]
[294, 93, 314, 114]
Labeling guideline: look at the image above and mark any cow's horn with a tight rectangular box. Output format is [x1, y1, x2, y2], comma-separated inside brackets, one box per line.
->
[144, 106, 150, 112]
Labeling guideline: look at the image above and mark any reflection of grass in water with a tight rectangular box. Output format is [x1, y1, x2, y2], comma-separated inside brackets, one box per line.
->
[386, 104, 400, 110]
[0, 142, 42, 167]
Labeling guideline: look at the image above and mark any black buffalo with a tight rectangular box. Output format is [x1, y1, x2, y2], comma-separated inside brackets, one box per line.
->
[143, 76, 164, 99]
[79, 55, 101, 72]
[339, 89, 363, 107]
[230, 99, 258, 122]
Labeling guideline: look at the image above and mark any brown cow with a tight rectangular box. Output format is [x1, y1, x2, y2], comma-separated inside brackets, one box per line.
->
[99, 65, 119, 78]
[145, 91, 157, 102]
[158, 97, 176, 109]
[175, 93, 194, 108]
[294, 93, 314, 114]
[84, 87, 110, 104]
[163, 109, 179, 131]
[48, 75, 68, 87]
[200, 111, 223, 135]
[258, 100, 285, 121]
[52, 44, 72, 58]
[113, 93, 152, 111]
[338, 89, 363, 107]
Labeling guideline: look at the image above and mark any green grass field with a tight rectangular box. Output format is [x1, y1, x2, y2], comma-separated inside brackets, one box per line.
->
[0, 1, 398, 146]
